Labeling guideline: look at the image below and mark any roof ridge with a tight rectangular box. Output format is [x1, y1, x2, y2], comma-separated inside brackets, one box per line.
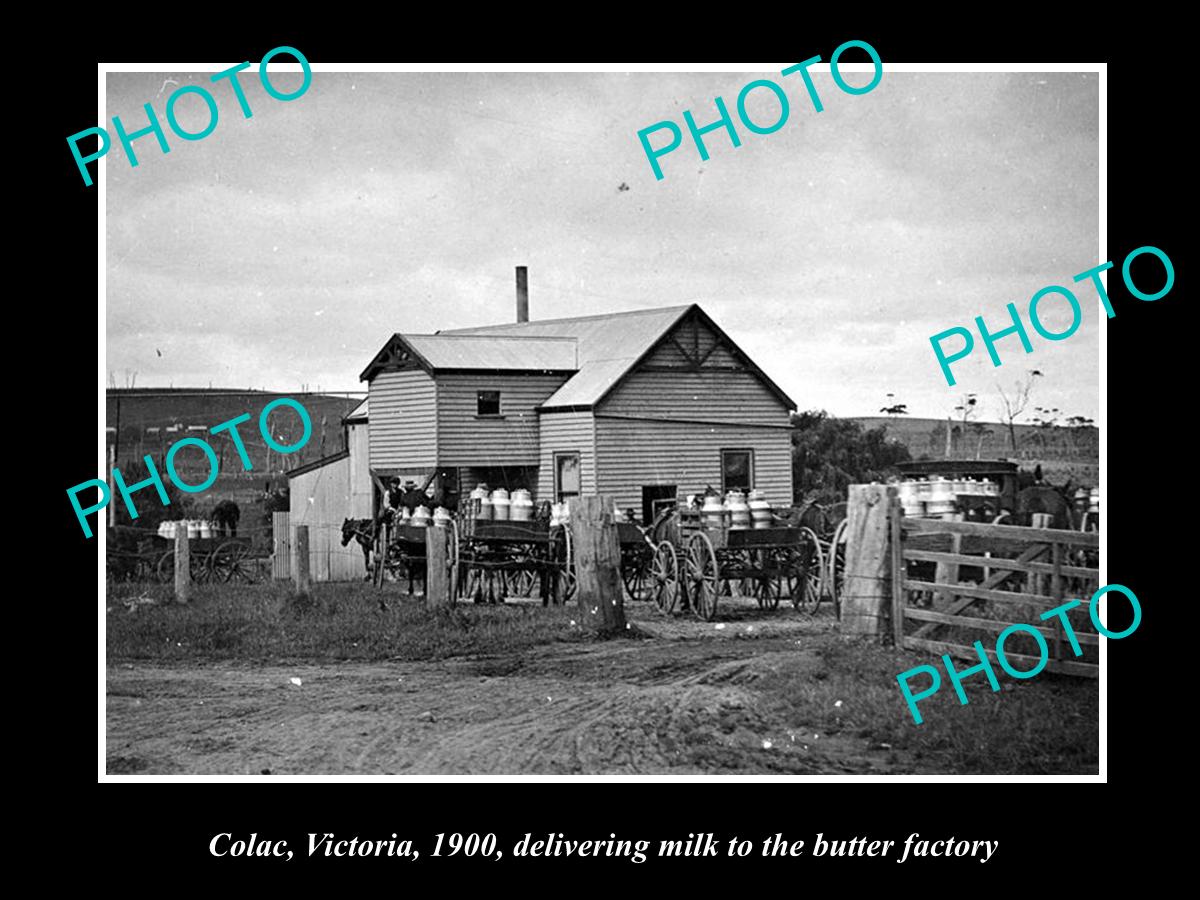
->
[404, 333, 577, 343]
[443, 304, 694, 332]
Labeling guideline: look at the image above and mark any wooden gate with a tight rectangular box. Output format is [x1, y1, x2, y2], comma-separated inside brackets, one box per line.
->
[890, 499, 1100, 677]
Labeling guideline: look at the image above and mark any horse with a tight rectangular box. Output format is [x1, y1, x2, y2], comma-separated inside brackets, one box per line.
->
[1014, 485, 1078, 531]
[341, 518, 378, 579]
[212, 500, 240, 537]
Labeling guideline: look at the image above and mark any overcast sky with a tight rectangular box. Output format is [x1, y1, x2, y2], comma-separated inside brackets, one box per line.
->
[105, 68, 1100, 422]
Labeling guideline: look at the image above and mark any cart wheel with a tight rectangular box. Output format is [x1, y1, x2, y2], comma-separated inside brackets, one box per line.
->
[794, 527, 824, 613]
[827, 518, 848, 620]
[686, 533, 719, 621]
[156, 549, 206, 584]
[552, 527, 576, 605]
[156, 551, 174, 584]
[212, 541, 255, 583]
[754, 575, 782, 610]
[651, 541, 680, 614]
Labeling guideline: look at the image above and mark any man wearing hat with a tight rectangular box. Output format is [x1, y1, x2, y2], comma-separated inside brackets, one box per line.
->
[385, 477, 404, 517]
[401, 480, 426, 513]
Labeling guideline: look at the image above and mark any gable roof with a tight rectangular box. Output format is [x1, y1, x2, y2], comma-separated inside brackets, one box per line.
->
[443, 305, 694, 409]
[344, 398, 368, 423]
[444, 304, 795, 411]
[360, 332, 578, 381]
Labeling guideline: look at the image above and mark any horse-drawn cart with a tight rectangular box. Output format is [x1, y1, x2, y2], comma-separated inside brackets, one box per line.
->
[455, 519, 574, 604]
[106, 525, 263, 584]
[648, 508, 813, 621]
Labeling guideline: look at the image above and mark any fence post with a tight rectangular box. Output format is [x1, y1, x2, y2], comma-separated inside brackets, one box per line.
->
[1051, 540, 1064, 660]
[889, 495, 904, 647]
[294, 525, 311, 597]
[174, 526, 192, 603]
[842, 484, 897, 638]
[425, 525, 452, 607]
[374, 522, 389, 588]
[571, 495, 626, 635]
[934, 532, 963, 605]
[272, 511, 290, 580]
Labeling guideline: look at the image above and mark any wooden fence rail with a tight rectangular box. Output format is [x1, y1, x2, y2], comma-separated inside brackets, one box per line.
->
[890, 497, 1100, 678]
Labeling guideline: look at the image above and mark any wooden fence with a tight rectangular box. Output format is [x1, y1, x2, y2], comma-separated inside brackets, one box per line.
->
[890, 498, 1100, 677]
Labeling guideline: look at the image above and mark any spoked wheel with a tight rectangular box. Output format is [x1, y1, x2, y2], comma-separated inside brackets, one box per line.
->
[651, 541, 680, 614]
[156, 549, 206, 584]
[622, 553, 653, 602]
[211, 540, 256, 583]
[754, 574, 783, 610]
[827, 518, 848, 620]
[552, 527, 576, 605]
[686, 533, 719, 621]
[794, 526, 824, 613]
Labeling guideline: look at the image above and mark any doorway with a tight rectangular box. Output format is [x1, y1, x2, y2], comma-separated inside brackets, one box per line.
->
[641, 485, 677, 526]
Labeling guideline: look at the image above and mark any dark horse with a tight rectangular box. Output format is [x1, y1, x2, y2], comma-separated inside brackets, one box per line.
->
[341, 517, 378, 579]
[212, 500, 240, 537]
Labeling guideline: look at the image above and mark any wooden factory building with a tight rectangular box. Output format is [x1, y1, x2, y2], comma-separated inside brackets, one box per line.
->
[360, 304, 796, 524]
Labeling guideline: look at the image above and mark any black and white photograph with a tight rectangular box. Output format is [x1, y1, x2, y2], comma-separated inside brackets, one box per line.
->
[98, 62, 1105, 777]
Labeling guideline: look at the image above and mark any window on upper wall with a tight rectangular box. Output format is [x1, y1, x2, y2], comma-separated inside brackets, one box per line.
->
[477, 390, 501, 416]
[555, 452, 582, 503]
[721, 449, 754, 494]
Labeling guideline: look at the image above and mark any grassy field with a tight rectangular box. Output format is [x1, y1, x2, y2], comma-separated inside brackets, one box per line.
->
[105, 583, 1098, 775]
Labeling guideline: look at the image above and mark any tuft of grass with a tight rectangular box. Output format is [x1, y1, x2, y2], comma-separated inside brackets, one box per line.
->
[755, 636, 1098, 774]
[106, 582, 588, 663]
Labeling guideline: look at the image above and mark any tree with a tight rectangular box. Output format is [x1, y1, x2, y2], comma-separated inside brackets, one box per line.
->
[1029, 406, 1062, 454]
[791, 410, 911, 505]
[880, 393, 909, 417]
[996, 369, 1042, 454]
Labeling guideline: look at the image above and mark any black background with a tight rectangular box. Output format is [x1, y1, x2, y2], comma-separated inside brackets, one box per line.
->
[32, 12, 1183, 885]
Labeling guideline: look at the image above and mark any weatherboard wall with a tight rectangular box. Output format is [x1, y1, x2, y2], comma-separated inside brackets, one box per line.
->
[368, 370, 438, 472]
[435, 373, 567, 467]
[593, 417, 794, 510]
[288, 455, 362, 582]
[537, 411, 597, 501]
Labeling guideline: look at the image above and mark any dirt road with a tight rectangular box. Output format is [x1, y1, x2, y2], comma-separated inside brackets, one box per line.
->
[107, 602, 905, 775]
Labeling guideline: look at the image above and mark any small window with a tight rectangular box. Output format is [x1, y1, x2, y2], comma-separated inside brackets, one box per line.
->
[477, 390, 501, 416]
[721, 449, 754, 494]
[555, 452, 582, 503]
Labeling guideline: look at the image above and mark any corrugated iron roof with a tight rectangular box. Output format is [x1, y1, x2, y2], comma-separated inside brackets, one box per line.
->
[401, 333, 579, 371]
[443, 305, 693, 408]
[345, 398, 368, 422]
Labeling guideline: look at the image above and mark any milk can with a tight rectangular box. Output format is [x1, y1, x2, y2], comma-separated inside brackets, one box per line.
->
[926, 478, 956, 516]
[726, 491, 750, 529]
[411, 505, 431, 527]
[702, 494, 726, 530]
[1089, 488, 1100, 514]
[510, 489, 533, 521]
[748, 490, 772, 529]
[186, 519, 201, 539]
[200, 520, 213, 539]
[898, 481, 924, 518]
[491, 488, 511, 521]
[432, 507, 451, 527]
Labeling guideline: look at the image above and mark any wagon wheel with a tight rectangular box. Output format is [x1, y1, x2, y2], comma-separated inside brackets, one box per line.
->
[827, 518, 848, 620]
[552, 527, 576, 605]
[792, 527, 824, 613]
[686, 533, 719, 621]
[754, 570, 783, 610]
[651, 541, 680, 615]
[622, 562, 651, 601]
[212, 540, 256, 583]
[156, 549, 206, 584]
